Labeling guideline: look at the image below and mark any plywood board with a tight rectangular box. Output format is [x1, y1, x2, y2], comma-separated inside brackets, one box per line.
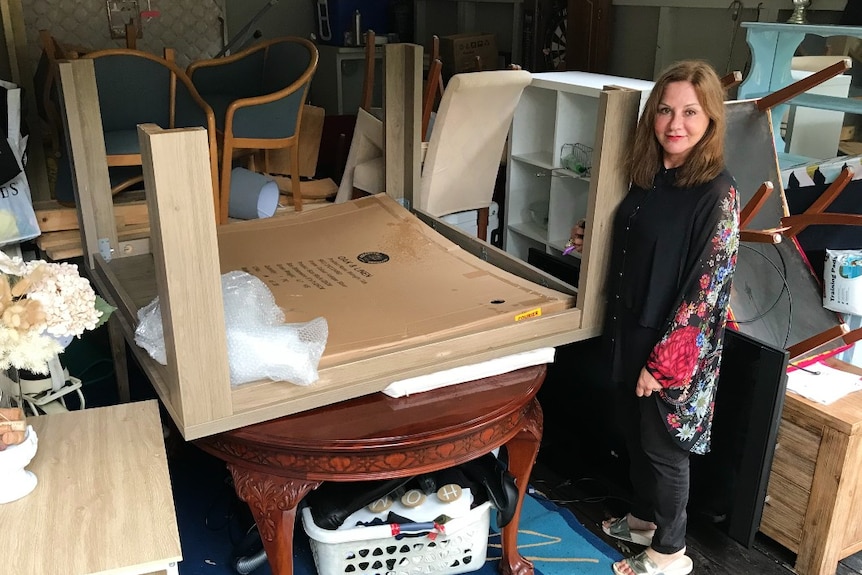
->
[34, 196, 148, 233]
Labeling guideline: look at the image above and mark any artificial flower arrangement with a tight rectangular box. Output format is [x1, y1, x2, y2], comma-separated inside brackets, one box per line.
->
[0, 252, 113, 446]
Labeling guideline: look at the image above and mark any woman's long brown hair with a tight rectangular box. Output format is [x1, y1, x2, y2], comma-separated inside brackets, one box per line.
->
[628, 60, 726, 189]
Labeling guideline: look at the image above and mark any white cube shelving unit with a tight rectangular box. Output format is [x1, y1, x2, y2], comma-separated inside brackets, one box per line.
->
[504, 72, 654, 263]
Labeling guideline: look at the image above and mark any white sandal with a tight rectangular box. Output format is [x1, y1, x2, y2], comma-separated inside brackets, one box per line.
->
[612, 551, 693, 575]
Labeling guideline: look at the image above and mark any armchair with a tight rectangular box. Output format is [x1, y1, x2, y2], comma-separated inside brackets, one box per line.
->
[34, 30, 76, 160]
[187, 37, 319, 223]
[82, 48, 219, 212]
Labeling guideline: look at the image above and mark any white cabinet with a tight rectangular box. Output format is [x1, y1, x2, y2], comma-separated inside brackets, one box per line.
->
[503, 72, 654, 263]
[784, 58, 851, 161]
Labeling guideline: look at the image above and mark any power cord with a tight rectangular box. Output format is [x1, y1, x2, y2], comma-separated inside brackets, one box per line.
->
[204, 474, 253, 547]
[731, 243, 794, 348]
[529, 477, 634, 508]
[725, 1, 744, 75]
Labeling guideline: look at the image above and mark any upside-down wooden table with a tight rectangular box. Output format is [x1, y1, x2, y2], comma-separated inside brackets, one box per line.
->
[196, 364, 546, 575]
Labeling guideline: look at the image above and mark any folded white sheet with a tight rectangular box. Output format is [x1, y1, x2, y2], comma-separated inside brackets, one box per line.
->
[382, 347, 556, 398]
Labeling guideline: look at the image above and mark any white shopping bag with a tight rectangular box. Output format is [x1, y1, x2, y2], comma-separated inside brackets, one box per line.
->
[0, 80, 40, 247]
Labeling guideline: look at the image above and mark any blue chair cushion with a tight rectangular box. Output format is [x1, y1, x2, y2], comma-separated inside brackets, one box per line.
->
[104, 130, 142, 156]
[199, 94, 235, 133]
[191, 39, 315, 141]
[93, 55, 172, 132]
[53, 150, 143, 206]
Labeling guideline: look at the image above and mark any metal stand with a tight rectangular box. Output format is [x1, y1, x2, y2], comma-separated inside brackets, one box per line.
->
[217, 0, 279, 57]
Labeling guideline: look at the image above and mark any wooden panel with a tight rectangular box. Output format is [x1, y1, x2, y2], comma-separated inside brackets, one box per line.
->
[770, 418, 820, 491]
[797, 428, 860, 575]
[846, 487, 862, 558]
[761, 472, 809, 550]
[566, 0, 612, 73]
[0, 402, 181, 574]
[35, 194, 151, 260]
[137, 123, 233, 429]
[577, 87, 640, 330]
[782, 367, 862, 437]
[34, 198, 149, 233]
[56, 59, 118, 268]
[384, 43, 422, 205]
[34, 200, 82, 232]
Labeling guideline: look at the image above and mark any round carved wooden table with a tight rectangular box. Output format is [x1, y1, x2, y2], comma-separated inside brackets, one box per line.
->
[196, 364, 546, 575]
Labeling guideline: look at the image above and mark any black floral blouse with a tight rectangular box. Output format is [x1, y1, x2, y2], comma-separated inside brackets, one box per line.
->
[605, 166, 740, 454]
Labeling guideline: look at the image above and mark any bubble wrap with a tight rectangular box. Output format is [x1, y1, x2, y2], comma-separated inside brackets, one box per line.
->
[134, 271, 328, 387]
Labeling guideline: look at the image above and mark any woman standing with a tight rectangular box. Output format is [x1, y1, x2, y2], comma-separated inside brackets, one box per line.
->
[569, 60, 739, 575]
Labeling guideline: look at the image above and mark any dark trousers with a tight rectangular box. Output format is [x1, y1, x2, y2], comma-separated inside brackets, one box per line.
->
[618, 386, 690, 554]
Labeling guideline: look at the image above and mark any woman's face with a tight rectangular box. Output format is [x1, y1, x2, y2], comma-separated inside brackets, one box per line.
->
[653, 80, 710, 168]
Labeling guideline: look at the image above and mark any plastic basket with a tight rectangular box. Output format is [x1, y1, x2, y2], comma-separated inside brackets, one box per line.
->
[560, 143, 593, 176]
[301, 501, 492, 575]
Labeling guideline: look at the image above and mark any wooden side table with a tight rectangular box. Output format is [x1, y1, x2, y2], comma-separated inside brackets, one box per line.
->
[760, 360, 862, 575]
[0, 400, 181, 575]
[197, 364, 546, 575]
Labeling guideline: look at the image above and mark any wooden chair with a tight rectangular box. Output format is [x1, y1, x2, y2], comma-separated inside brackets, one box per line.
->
[343, 40, 445, 200]
[187, 37, 318, 222]
[360, 30, 377, 113]
[361, 32, 443, 139]
[82, 48, 219, 211]
[35, 30, 90, 160]
[422, 34, 445, 141]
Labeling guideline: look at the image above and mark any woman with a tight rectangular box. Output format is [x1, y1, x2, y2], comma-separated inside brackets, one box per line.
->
[569, 60, 739, 575]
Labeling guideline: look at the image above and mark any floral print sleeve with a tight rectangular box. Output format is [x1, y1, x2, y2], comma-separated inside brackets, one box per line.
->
[645, 182, 739, 453]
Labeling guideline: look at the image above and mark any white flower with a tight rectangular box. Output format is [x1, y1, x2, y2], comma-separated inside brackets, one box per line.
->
[694, 390, 711, 418]
[0, 257, 106, 372]
[0, 251, 25, 276]
[0, 327, 61, 374]
[22, 260, 101, 337]
[675, 422, 697, 442]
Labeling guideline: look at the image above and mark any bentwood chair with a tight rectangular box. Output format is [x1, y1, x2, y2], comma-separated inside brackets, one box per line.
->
[187, 37, 319, 223]
[34, 30, 90, 160]
[83, 48, 219, 206]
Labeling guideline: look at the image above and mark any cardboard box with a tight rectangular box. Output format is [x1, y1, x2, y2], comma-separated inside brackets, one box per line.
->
[217, 195, 573, 365]
[439, 33, 498, 79]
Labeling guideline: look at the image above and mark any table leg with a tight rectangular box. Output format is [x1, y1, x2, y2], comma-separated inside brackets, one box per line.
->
[499, 398, 543, 575]
[108, 315, 130, 403]
[795, 428, 860, 575]
[228, 464, 321, 575]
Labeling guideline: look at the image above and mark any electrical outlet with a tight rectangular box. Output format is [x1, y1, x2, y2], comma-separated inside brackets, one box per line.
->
[106, 0, 142, 40]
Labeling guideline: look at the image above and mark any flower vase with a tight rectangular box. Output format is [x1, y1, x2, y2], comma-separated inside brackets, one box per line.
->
[0, 367, 25, 442]
[0, 424, 37, 503]
[0, 367, 37, 503]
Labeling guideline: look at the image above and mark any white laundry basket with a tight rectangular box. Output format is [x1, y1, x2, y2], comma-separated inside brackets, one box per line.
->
[301, 501, 492, 575]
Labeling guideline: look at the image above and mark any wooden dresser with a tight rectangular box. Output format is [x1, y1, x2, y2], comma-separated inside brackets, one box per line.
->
[760, 360, 862, 575]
